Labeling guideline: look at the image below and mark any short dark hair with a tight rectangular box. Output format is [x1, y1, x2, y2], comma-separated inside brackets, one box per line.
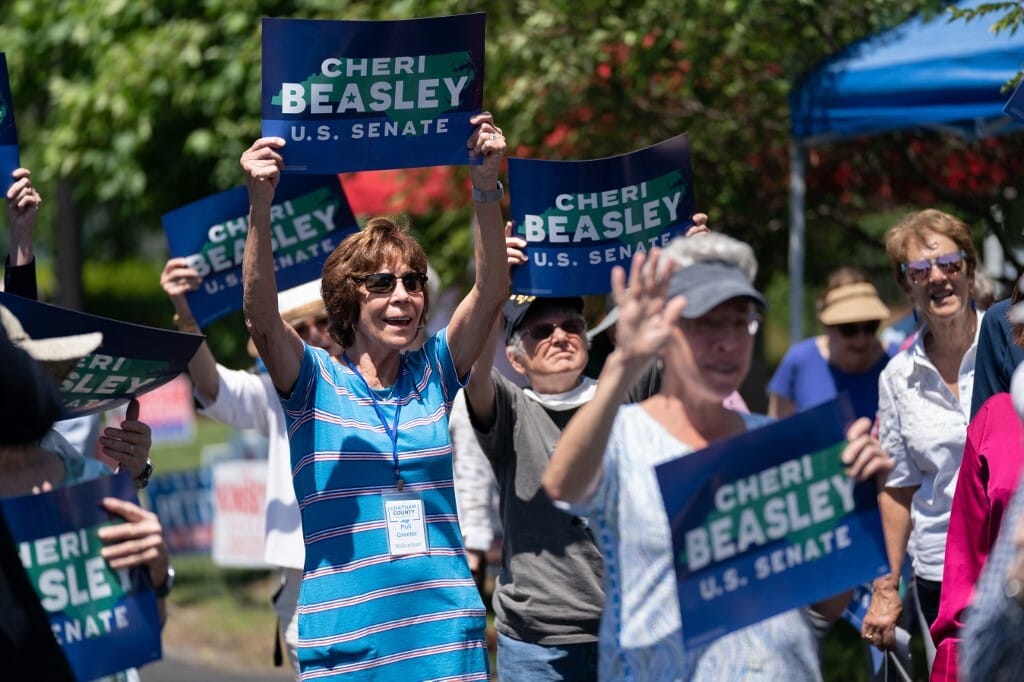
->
[321, 216, 430, 348]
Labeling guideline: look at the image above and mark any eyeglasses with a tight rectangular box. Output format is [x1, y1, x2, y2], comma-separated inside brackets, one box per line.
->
[524, 317, 587, 341]
[834, 320, 880, 338]
[353, 272, 428, 294]
[293, 315, 330, 338]
[900, 250, 967, 285]
[682, 314, 761, 338]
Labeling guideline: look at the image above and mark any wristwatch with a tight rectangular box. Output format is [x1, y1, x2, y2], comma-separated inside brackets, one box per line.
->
[135, 457, 154, 489]
[472, 180, 504, 203]
[154, 565, 175, 598]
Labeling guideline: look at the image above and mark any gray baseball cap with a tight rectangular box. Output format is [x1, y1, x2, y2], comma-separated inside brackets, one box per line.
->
[666, 260, 767, 318]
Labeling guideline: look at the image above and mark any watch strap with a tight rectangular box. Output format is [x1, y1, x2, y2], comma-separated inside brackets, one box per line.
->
[472, 180, 504, 203]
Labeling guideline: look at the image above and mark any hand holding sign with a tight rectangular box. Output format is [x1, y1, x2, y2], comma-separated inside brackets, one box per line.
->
[240, 137, 286, 207]
[98, 399, 152, 482]
[5, 167, 41, 259]
[467, 111, 505, 190]
[98, 497, 169, 598]
[160, 257, 201, 300]
[840, 416, 893, 484]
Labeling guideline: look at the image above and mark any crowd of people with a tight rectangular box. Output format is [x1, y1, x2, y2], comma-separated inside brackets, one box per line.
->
[4, 114, 1024, 682]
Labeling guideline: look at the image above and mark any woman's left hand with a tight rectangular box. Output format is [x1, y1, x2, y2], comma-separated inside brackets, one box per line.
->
[612, 248, 683, 365]
[98, 496, 170, 595]
[841, 416, 893, 484]
[468, 112, 506, 189]
[98, 399, 152, 481]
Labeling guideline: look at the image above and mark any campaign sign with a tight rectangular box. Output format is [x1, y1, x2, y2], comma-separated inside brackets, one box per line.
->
[654, 397, 888, 650]
[162, 174, 358, 328]
[212, 459, 269, 568]
[0, 292, 204, 418]
[146, 467, 213, 555]
[135, 375, 196, 444]
[0, 472, 162, 680]
[1005, 77, 1024, 122]
[508, 134, 695, 296]
[261, 14, 485, 173]
[0, 53, 20, 193]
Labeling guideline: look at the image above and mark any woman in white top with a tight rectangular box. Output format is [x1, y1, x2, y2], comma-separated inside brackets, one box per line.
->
[861, 209, 982, 663]
[542, 233, 891, 680]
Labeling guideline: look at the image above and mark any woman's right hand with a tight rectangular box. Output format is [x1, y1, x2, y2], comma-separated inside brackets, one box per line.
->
[611, 248, 683, 365]
[160, 257, 201, 300]
[505, 221, 526, 269]
[240, 137, 285, 206]
[862, 574, 902, 650]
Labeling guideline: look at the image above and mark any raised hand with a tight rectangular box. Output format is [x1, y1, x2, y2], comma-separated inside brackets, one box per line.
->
[160, 257, 201, 301]
[611, 248, 684, 365]
[98, 399, 152, 482]
[240, 137, 286, 206]
[467, 112, 506, 190]
[5, 168, 42, 265]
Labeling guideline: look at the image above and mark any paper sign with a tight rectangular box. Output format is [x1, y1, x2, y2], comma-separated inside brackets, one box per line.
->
[0, 53, 20, 193]
[162, 175, 358, 328]
[0, 472, 163, 680]
[0, 293, 203, 419]
[508, 134, 695, 296]
[212, 459, 268, 568]
[655, 397, 888, 650]
[146, 467, 213, 555]
[261, 14, 486, 172]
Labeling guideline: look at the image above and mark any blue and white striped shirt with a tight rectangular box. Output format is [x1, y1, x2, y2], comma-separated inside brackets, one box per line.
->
[282, 330, 488, 681]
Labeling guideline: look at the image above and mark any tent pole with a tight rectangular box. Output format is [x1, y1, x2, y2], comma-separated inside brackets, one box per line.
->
[789, 140, 806, 344]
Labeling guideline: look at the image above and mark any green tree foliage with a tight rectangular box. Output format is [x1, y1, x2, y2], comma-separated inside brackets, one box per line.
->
[2, 0, 1022, 361]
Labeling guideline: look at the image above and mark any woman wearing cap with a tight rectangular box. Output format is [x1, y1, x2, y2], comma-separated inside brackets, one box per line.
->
[861, 210, 982, 672]
[769, 267, 891, 422]
[542, 233, 891, 679]
[240, 114, 506, 680]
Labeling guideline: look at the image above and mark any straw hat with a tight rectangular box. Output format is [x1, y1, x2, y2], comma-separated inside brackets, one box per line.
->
[817, 282, 890, 326]
[0, 304, 103, 381]
[278, 279, 326, 326]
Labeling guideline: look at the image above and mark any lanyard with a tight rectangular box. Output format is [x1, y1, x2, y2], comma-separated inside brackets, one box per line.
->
[343, 353, 405, 490]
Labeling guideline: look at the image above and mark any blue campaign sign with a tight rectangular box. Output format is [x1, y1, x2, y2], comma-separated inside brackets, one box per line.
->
[654, 397, 888, 650]
[261, 14, 486, 173]
[0, 53, 20, 193]
[508, 134, 695, 296]
[0, 292, 204, 418]
[162, 174, 358, 327]
[1005, 77, 1024, 122]
[146, 468, 213, 555]
[0, 472, 162, 680]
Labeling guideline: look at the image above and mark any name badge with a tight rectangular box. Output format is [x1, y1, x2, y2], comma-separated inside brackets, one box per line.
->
[382, 492, 429, 557]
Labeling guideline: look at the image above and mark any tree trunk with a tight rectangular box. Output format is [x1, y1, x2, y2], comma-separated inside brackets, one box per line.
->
[55, 178, 82, 310]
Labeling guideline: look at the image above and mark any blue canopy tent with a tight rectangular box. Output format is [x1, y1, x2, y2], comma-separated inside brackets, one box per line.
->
[787, 0, 1024, 341]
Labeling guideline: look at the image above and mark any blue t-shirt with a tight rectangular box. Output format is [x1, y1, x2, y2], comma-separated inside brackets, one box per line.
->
[281, 329, 488, 681]
[768, 337, 890, 421]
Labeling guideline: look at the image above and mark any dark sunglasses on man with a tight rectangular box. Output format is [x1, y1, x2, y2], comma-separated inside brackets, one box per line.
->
[524, 317, 587, 341]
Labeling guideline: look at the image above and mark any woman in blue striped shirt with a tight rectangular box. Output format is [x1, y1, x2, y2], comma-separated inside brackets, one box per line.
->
[239, 113, 508, 681]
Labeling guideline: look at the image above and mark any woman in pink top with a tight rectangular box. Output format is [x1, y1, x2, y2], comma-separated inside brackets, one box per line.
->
[930, 391, 1024, 681]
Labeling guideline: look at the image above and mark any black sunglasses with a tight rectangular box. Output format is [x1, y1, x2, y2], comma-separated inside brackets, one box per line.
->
[524, 317, 587, 341]
[835, 320, 880, 338]
[900, 250, 967, 285]
[353, 272, 428, 294]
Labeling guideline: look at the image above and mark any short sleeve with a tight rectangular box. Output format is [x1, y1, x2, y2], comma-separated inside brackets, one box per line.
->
[767, 344, 799, 401]
[879, 364, 921, 488]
